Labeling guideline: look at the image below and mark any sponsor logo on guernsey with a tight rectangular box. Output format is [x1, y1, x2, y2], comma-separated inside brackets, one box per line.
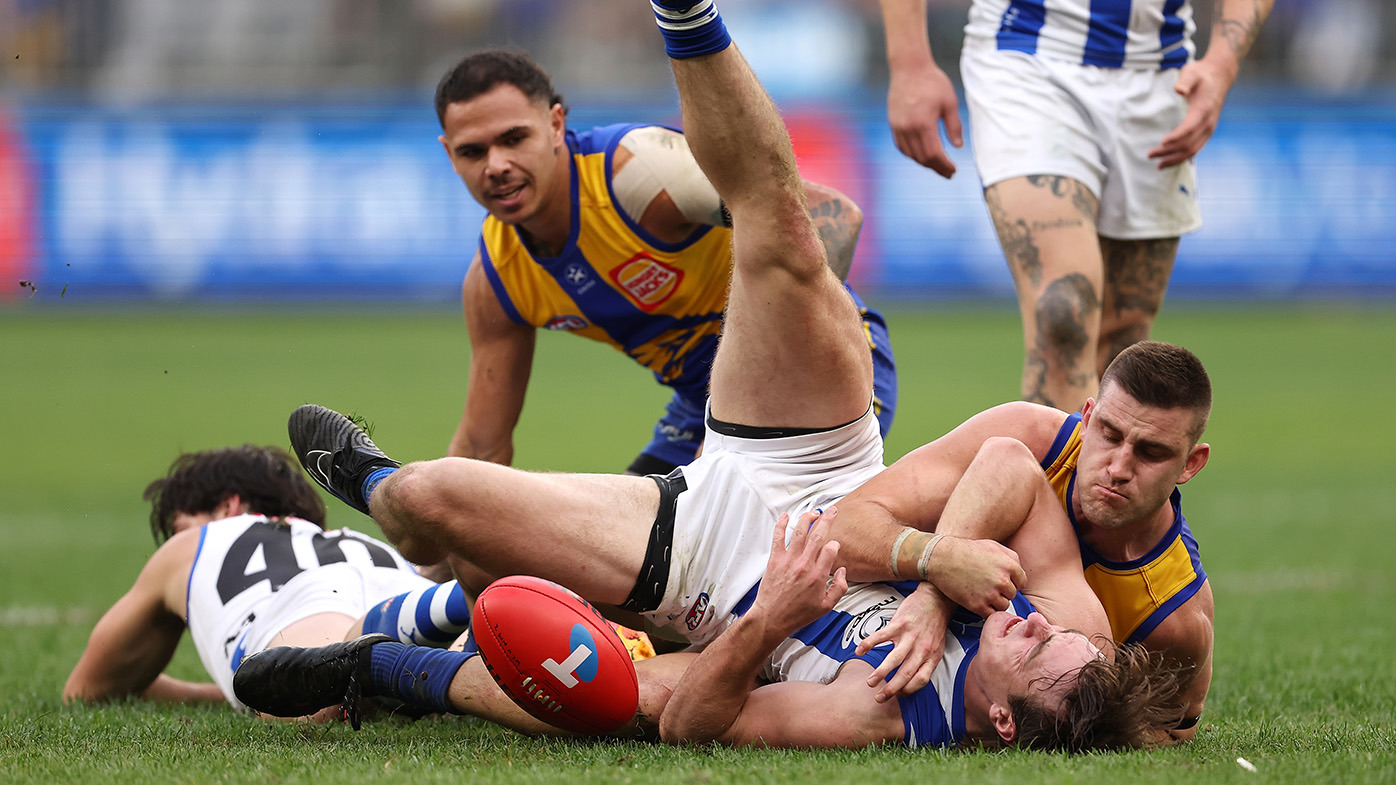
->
[544, 315, 589, 331]
[685, 592, 710, 631]
[609, 252, 683, 312]
[841, 595, 897, 649]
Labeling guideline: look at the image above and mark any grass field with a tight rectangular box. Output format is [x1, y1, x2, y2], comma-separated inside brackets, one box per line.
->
[2, 302, 1394, 783]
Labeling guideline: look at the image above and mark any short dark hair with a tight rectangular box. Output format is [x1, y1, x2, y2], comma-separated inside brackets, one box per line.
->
[434, 48, 567, 128]
[1010, 642, 1188, 752]
[144, 445, 326, 543]
[1099, 341, 1212, 442]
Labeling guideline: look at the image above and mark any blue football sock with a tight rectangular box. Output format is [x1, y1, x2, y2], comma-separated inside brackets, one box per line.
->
[360, 580, 472, 647]
[368, 642, 475, 715]
[361, 466, 396, 507]
[651, 0, 732, 59]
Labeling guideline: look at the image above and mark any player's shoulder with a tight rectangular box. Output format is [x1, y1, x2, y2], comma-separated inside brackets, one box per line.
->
[578, 122, 673, 158]
[1137, 578, 1214, 665]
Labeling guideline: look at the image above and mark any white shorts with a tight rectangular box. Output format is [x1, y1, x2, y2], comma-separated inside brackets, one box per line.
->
[642, 406, 886, 646]
[960, 42, 1203, 240]
[221, 564, 433, 708]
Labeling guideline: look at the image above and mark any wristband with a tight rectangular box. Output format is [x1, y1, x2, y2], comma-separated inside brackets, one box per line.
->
[889, 526, 916, 580]
[916, 534, 946, 582]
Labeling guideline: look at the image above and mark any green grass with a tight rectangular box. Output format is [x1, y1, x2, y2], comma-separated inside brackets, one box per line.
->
[2, 302, 1394, 783]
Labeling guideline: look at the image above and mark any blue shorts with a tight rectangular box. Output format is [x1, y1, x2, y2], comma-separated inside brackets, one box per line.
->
[628, 291, 897, 474]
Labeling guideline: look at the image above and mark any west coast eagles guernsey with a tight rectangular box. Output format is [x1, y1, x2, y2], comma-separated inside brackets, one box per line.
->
[185, 514, 430, 708]
[965, 0, 1197, 70]
[753, 583, 1040, 748]
[1041, 413, 1208, 643]
[478, 123, 732, 400]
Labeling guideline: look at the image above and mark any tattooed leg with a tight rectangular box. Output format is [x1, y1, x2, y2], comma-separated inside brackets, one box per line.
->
[1098, 236, 1180, 375]
[986, 175, 1103, 412]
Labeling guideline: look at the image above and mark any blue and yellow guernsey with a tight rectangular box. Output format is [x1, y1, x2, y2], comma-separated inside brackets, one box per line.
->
[478, 123, 731, 401]
[1040, 413, 1208, 644]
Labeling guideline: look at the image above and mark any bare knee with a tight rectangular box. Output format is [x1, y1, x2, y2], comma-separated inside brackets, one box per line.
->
[371, 459, 461, 564]
[1032, 273, 1101, 359]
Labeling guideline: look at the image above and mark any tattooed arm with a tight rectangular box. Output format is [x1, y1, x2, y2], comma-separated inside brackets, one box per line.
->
[1149, 0, 1275, 169]
[802, 180, 864, 281]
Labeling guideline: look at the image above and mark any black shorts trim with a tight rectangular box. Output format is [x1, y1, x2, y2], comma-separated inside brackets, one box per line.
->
[621, 468, 687, 613]
[626, 452, 680, 477]
[705, 412, 864, 440]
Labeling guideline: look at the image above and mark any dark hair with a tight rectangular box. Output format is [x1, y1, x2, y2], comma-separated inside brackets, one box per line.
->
[1010, 642, 1188, 752]
[1099, 341, 1212, 442]
[144, 445, 326, 543]
[434, 48, 567, 128]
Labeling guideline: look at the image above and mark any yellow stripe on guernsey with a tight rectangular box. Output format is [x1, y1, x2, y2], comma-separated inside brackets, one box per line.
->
[479, 125, 732, 394]
[1041, 414, 1206, 644]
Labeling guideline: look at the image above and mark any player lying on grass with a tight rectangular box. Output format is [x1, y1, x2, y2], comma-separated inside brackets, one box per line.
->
[235, 503, 1184, 749]
[63, 445, 480, 723]
[825, 337, 1215, 742]
[233, 1, 1184, 750]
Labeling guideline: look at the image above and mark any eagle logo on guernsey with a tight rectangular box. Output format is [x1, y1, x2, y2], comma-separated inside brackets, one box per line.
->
[609, 253, 683, 312]
[545, 315, 588, 331]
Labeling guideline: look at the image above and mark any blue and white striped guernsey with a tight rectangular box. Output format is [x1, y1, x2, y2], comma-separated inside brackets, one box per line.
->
[756, 582, 1040, 749]
[965, 0, 1196, 69]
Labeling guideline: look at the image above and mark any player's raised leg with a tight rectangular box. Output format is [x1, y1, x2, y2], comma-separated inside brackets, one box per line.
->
[651, 2, 872, 430]
[287, 405, 658, 607]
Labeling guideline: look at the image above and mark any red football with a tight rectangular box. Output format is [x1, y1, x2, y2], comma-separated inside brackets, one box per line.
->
[471, 575, 639, 735]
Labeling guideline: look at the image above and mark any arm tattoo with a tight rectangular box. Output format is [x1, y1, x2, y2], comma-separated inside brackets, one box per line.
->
[1216, 0, 1268, 59]
[808, 197, 858, 281]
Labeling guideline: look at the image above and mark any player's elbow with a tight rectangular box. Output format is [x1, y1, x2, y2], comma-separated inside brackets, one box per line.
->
[62, 674, 108, 705]
[658, 710, 721, 746]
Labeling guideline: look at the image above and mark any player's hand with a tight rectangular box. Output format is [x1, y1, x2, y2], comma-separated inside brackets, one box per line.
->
[855, 582, 952, 701]
[752, 509, 848, 635]
[925, 536, 1025, 618]
[887, 60, 963, 179]
[1149, 58, 1236, 169]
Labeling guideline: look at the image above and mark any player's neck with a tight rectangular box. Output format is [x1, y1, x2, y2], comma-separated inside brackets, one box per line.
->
[960, 660, 999, 743]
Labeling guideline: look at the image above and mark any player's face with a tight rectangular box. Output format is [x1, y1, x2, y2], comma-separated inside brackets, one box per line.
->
[976, 611, 1100, 712]
[439, 84, 567, 226]
[1074, 384, 1207, 531]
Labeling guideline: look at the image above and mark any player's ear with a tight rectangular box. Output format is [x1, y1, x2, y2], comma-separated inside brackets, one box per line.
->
[989, 702, 1017, 744]
[1177, 443, 1209, 485]
[214, 494, 246, 519]
[439, 135, 451, 159]
[1080, 397, 1096, 425]
[549, 102, 566, 146]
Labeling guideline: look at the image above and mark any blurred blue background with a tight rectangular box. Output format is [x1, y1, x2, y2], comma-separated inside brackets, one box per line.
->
[2, 0, 1393, 303]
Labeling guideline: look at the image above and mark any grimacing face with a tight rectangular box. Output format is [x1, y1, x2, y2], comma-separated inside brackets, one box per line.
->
[1073, 383, 1206, 532]
[976, 611, 1101, 725]
[439, 83, 567, 227]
